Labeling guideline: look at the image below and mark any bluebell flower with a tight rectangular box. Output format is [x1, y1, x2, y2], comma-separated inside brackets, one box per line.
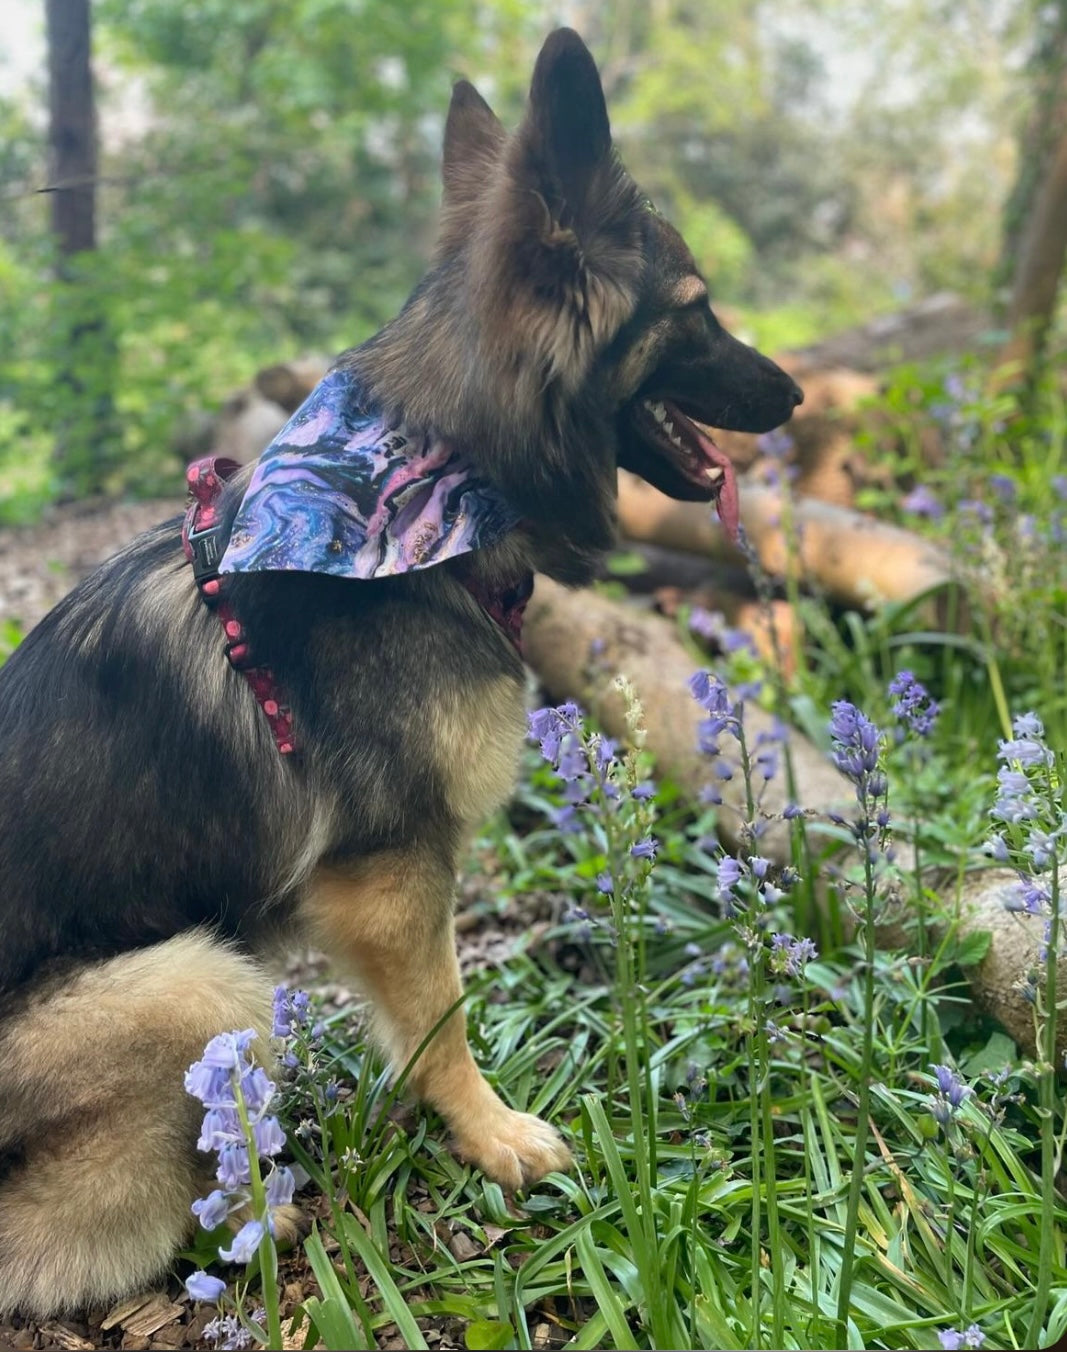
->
[219, 1219, 265, 1265]
[252, 1116, 286, 1158]
[688, 607, 719, 641]
[198, 1107, 241, 1153]
[271, 986, 292, 1038]
[198, 1030, 257, 1071]
[717, 857, 744, 894]
[548, 804, 582, 833]
[241, 1067, 276, 1115]
[1015, 880, 1051, 916]
[631, 781, 656, 801]
[265, 1166, 296, 1209]
[998, 735, 1052, 770]
[932, 1064, 968, 1107]
[191, 1189, 231, 1231]
[595, 871, 614, 895]
[630, 837, 658, 861]
[184, 1061, 232, 1106]
[758, 428, 794, 460]
[1025, 829, 1058, 871]
[216, 1143, 252, 1191]
[185, 1270, 227, 1302]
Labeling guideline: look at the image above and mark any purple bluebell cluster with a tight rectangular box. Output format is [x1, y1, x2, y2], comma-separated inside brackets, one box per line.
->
[829, 700, 890, 833]
[937, 1324, 984, 1349]
[888, 670, 939, 740]
[272, 986, 311, 1038]
[689, 607, 757, 656]
[901, 484, 944, 520]
[987, 713, 1063, 933]
[528, 700, 660, 928]
[183, 1005, 303, 1307]
[716, 855, 791, 911]
[528, 702, 628, 834]
[755, 427, 798, 488]
[688, 670, 780, 807]
[202, 1310, 265, 1351]
[929, 1062, 971, 1128]
[769, 933, 818, 978]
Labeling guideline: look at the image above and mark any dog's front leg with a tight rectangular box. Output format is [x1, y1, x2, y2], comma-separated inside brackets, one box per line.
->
[305, 852, 571, 1189]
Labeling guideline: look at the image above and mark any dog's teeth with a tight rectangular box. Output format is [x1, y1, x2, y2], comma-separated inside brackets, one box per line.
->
[705, 466, 724, 483]
[644, 400, 668, 425]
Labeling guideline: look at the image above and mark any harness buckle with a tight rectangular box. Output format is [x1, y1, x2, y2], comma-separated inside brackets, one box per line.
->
[187, 522, 227, 585]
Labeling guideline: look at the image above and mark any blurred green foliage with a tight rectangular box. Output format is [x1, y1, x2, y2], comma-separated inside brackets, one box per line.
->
[0, 0, 1056, 509]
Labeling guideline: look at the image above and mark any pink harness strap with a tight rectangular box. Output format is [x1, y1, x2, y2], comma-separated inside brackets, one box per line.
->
[182, 457, 296, 756]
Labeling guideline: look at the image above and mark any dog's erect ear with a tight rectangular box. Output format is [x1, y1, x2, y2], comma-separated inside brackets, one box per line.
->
[442, 80, 506, 209]
[527, 29, 611, 211]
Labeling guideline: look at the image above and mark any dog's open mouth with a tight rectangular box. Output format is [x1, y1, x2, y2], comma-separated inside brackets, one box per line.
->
[631, 398, 739, 538]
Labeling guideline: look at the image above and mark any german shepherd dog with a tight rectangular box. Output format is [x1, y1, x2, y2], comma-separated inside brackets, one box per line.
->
[0, 30, 801, 1316]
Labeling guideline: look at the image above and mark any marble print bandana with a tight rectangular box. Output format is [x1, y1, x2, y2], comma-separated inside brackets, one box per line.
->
[219, 367, 518, 580]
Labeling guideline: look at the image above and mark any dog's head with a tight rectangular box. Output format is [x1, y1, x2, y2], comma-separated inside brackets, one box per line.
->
[351, 29, 801, 576]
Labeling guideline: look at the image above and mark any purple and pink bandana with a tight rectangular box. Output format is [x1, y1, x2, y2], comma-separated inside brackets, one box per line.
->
[219, 367, 518, 580]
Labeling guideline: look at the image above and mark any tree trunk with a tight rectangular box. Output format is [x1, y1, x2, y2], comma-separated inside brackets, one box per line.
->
[44, 0, 119, 499]
[996, 17, 1067, 386]
[46, 0, 97, 261]
[1000, 122, 1067, 380]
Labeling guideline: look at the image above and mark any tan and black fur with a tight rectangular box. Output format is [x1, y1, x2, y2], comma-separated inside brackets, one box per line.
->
[0, 30, 801, 1317]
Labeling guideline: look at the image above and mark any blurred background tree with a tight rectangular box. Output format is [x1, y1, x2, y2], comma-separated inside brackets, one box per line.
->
[0, 0, 1062, 513]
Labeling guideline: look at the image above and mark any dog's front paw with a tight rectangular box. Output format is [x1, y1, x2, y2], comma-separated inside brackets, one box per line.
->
[270, 1203, 311, 1252]
[228, 1200, 309, 1252]
[454, 1105, 572, 1190]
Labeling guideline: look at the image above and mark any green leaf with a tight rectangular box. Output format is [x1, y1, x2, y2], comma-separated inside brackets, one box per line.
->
[464, 1319, 516, 1350]
[302, 1230, 371, 1352]
[961, 1029, 1018, 1077]
[340, 1214, 430, 1349]
[951, 929, 992, 967]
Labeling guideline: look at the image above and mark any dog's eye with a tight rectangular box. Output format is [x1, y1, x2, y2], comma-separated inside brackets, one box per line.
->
[640, 195, 659, 214]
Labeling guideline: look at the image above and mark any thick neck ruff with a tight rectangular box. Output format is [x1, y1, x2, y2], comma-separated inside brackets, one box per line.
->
[219, 367, 519, 579]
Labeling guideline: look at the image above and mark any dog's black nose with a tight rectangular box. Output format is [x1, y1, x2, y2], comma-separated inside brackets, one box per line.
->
[789, 381, 804, 407]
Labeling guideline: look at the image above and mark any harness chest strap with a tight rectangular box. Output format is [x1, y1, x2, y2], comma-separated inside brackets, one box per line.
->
[181, 458, 297, 756]
[180, 455, 534, 758]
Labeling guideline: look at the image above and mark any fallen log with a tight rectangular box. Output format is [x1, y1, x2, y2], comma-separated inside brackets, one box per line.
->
[523, 576, 1062, 1057]
[616, 471, 959, 614]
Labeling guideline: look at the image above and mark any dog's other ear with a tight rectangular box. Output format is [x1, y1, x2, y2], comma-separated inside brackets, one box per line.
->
[527, 29, 611, 215]
[442, 80, 506, 211]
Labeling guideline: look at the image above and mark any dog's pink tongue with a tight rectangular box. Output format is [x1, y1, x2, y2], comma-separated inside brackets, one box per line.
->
[668, 405, 739, 541]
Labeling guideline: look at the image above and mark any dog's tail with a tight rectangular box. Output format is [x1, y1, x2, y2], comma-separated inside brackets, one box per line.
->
[0, 931, 272, 1318]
